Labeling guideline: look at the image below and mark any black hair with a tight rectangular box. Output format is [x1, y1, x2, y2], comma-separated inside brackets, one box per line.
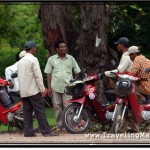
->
[15, 52, 20, 61]
[55, 39, 65, 48]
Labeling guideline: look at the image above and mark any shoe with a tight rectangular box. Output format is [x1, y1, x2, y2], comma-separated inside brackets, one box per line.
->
[24, 133, 37, 137]
[43, 131, 59, 137]
[52, 127, 62, 132]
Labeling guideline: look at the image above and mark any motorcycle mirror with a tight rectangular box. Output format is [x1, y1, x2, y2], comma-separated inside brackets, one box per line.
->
[11, 73, 18, 78]
[145, 68, 150, 73]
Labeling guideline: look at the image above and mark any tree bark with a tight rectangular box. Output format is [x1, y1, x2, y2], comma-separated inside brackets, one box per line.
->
[39, 2, 78, 56]
[39, 2, 118, 103]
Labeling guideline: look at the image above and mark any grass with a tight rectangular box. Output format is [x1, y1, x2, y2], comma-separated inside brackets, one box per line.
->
[0, 108, 56, 132]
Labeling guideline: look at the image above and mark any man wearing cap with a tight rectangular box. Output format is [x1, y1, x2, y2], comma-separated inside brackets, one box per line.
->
[128, 46, 150, 102]
[105, 37, 132, 77]
[4, 50, 26, 104]
[104, 37, 140, 133]
[18, 41, 58, 137]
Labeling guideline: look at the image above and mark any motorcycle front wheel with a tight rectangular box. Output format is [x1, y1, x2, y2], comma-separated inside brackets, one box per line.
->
[62, 103, 91, 134]
[112, 104, 123, 133]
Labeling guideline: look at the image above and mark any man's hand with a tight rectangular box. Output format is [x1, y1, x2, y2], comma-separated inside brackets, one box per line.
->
[8, 80, 14, 89]
[41, 88, 48, 97]
[47, 87, 53, 97]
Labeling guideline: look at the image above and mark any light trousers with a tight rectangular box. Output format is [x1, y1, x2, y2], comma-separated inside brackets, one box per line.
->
[52, 89, 72, 128]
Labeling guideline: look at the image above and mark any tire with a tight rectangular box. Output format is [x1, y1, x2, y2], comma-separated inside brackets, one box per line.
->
[62, 103, 91, 134]
[112, 104, 123, 134]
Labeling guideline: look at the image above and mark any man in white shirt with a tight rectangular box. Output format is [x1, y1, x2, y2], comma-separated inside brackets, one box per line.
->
[105, 37, 132, 77]
[5, 50, 26, 103]
[18, 41, 58, 137]
[105, 37, 139, 133]
[0, 50, 26, 108]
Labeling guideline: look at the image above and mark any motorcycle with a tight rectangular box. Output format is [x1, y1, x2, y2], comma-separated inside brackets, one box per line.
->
[62, 66, 116, 134]
[111, 69, 150, 133]
[0, 77, 24, 131]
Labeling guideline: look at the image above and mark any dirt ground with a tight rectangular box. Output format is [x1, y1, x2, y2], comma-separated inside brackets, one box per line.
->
[0, 131, 150, 145]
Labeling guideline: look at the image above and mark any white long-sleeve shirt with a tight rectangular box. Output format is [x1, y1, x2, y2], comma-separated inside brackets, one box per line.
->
[105, 52, 132, 77]
[18, 53, 45, 98]
[5, 62, 20, 92]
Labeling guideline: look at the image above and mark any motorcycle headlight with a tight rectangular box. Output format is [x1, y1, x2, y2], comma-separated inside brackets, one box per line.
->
[115, 80, 132, 97]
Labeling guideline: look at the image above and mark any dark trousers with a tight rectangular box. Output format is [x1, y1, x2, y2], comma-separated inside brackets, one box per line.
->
[22, 93, 50, 136]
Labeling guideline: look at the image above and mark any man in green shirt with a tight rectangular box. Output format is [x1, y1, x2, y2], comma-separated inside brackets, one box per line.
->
[44, 40, 81, 132]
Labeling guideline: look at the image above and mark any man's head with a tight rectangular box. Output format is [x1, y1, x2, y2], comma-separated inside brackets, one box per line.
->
[24, 41, 38, 55]
[55, 40, 67, 55]
[114, 37, 130, 52]
[128, 46, 140, 61]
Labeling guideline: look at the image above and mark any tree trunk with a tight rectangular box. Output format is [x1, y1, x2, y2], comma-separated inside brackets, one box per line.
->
[39, 2, 118, 103]
[38, 2, 78, 56]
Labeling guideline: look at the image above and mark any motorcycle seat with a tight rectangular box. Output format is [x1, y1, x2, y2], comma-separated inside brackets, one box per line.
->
[104, 90, 115, 94]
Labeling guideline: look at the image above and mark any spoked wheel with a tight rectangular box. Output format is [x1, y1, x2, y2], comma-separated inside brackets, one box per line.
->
[112, 104, 123, 133]
[62, 103, 91, 134]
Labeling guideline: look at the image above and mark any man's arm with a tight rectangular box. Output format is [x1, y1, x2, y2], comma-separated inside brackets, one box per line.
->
[47, 74, 52, 96]
[72, 57, 81, 79]
[117, 55, 131, 73]
[32, 58, 46, 96]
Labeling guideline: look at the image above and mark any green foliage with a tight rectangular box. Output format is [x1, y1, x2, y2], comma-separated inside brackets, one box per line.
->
[0, 108, 55, 132]
[108, 2, 150, 59]
[0, 2, 150, 80]
[0, 2, 49, 83]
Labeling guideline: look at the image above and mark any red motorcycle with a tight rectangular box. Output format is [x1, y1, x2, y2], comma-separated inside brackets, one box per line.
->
[111, 70, 150, 133]
[0, 77, 23, 131]
[62, 66, 116, 134]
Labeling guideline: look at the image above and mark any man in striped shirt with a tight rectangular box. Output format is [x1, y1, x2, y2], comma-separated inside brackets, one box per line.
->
[128, 46, 150, 103]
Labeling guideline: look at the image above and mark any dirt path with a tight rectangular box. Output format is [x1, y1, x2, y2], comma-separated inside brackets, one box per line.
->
[0, 132, 150, 145]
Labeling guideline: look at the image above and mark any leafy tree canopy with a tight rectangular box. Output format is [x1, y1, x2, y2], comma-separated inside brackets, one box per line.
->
[0, 2, 150, 79]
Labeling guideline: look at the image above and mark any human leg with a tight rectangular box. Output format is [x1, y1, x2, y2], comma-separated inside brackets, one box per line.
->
[62, 93, 72, 107]
[0, 88, 11, 106]
[29, 93, 51, 135]
[51, 89, 63, 128]
[22, 97, 34, 136]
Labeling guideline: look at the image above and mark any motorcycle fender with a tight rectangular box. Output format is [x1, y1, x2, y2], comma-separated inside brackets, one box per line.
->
[64, 96, 90, 109]
[144, 103, 150, 111]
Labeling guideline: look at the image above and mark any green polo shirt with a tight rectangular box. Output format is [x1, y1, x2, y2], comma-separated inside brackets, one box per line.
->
[44, 54, 81, 93]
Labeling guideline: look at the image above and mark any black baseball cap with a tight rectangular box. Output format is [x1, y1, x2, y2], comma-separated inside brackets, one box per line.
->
[24, 41, 38, 50]
[114, 37, 130, 48]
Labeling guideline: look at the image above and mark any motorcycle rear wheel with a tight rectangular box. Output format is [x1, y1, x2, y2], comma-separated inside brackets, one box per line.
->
[62, 103, 91, 134]
[112, 104, 123, 133]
